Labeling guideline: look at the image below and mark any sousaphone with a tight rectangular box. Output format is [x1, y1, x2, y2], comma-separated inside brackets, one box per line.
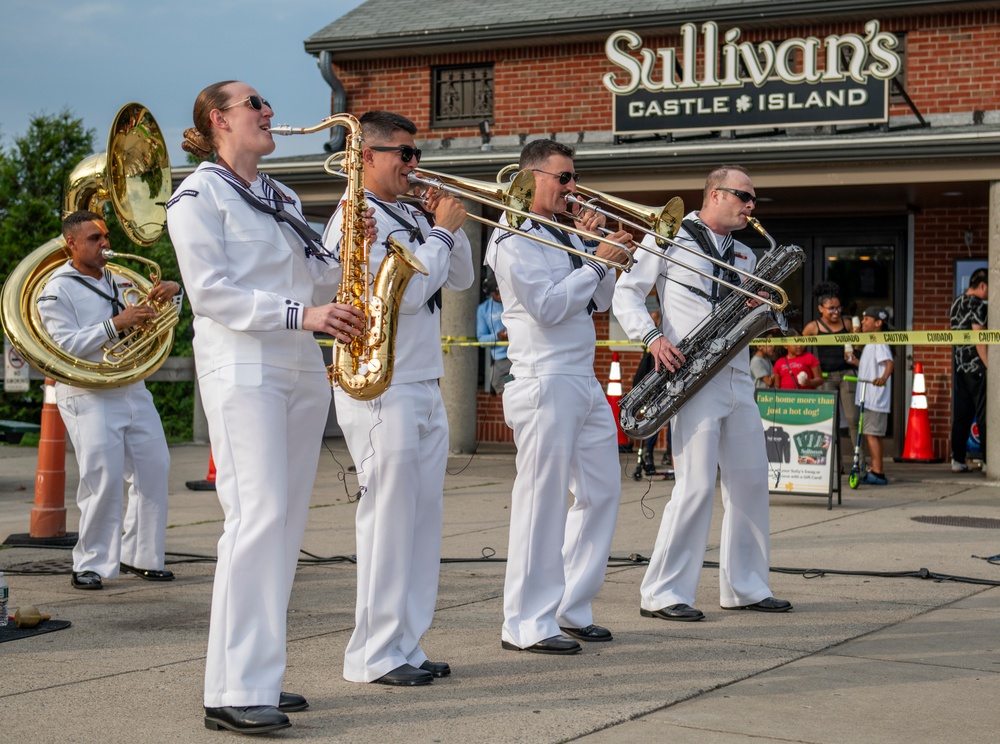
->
[0, 103, 176, 388]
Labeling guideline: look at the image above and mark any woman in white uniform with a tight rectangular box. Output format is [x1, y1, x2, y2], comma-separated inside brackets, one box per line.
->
[167, 80, 365, 736]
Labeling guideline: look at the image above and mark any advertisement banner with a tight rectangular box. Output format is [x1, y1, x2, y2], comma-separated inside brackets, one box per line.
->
[756, 389, 839, 503]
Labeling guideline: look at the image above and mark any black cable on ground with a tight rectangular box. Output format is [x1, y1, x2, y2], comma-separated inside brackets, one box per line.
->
[3, 543, 999, 586]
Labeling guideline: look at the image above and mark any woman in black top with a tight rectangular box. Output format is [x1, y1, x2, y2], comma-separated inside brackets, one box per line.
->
[802, 282, 860, 467]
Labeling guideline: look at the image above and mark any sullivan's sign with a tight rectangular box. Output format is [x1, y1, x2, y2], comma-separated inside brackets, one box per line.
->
[604, 21, 901, 134]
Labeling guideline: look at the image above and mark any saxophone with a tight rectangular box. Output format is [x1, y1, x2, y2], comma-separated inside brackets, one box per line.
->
[618, 218, 805, 439]
[270, 115, 428, 400]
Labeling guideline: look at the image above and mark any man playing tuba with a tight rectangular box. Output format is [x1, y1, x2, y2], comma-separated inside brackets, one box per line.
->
[37, 209, 182, 590]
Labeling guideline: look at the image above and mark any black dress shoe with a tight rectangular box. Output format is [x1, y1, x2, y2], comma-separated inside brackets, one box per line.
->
[204, 705, 290, 733]
[71, 571, 103, 590]
[640, 603, 705, 622]
[501, 635, 581, 655]
[722, 596, 792, 612]
[120, 563, 175, 581]
[373, 664, 433, 686]
[419, 660, 451, 678]
[559, 624, 613, 642]
[277, 691, 309, 712]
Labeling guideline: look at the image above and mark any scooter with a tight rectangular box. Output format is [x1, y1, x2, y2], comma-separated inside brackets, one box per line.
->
[631, 436, 675, 481]
[848, 380, 869, 489]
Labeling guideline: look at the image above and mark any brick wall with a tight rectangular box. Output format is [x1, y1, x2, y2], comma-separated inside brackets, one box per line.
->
[333, 11, 997, 448]
[331, 11, 1000, 139]
[911, 206, 989, 459]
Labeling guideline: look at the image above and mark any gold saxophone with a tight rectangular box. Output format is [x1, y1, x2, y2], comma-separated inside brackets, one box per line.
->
[269, 115, 428, 400]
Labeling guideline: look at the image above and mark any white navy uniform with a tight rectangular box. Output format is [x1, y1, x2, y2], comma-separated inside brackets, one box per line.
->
[613, 212, 774, 610]
[323, 192, 473, 682]
[485, 217, 620, 649]
[37, 262, 175, 578]
[167, 162, 338, 708]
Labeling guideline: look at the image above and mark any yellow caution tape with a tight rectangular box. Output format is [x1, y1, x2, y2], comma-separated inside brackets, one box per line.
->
[319, 330, 996, 350]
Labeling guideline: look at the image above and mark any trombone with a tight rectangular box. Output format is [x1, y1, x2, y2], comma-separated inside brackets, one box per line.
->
[497, 166, 789, 310]
[322, 153, 634, 271]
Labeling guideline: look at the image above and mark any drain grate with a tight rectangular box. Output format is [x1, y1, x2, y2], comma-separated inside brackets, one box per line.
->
[912, 516, 1000, 529]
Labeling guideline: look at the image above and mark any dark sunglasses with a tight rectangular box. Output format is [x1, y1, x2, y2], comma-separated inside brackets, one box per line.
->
[221, 95, 270, 112]
[370, 145, 422, 163]
[532, 169, 580, 185]
[716, 186, 757, 205]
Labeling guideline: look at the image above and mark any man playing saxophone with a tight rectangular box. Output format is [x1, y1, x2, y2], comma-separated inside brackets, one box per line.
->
[322, 110, 474, 687]
[613, 165, 792, 623]
[37, 210, 181, 591]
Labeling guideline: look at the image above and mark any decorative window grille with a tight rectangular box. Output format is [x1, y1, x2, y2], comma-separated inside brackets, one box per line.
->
[432, 65, 494, 127]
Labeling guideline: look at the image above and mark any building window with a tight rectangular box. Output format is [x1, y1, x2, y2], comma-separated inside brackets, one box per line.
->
[432, 65, 494, 127]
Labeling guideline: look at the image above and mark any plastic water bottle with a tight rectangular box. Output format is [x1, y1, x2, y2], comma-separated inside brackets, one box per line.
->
[0, 571, 8, 627]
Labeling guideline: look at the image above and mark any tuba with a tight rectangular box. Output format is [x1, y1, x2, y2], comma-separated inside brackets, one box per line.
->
[270, 115, 428, 400]
[0, 103, 177, 389]
[618, 218, 805, 439]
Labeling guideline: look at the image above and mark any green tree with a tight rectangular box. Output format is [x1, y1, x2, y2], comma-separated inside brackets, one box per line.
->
[0, 110, 193, 441]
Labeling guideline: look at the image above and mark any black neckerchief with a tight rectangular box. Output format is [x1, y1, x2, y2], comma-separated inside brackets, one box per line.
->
[367, 194, 442, 313]
[537, 221, 597, 315]
[208, 166, 332, 263]
[61, 269, 126, 336]
[671, 218, 739, 308]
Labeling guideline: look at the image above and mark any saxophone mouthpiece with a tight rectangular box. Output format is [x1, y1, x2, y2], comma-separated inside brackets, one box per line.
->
[267, 124, 295, 135]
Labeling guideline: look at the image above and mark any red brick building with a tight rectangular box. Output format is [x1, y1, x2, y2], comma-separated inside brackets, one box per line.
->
[249, 0, 1000, 458]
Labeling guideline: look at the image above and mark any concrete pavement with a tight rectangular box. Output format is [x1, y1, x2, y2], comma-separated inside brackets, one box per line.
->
[1, 440, 999, 743]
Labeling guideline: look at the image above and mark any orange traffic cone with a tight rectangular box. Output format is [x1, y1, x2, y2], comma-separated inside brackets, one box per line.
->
[606, 352, 629, 448]
[186, 449, 217, 491]
[4, 379, 77, 547]
[895, 362, 944, 463]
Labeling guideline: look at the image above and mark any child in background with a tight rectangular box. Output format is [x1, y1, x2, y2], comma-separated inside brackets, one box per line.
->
[857, 307, 895, 485]
[750, 336, 779, 389]
[774, 336, 823, 390]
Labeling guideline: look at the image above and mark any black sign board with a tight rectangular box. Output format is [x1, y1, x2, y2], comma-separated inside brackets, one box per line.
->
[614, 76, 888, 135]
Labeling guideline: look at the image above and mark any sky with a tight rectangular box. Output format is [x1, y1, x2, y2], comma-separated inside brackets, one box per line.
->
[0, 0, 367, 166]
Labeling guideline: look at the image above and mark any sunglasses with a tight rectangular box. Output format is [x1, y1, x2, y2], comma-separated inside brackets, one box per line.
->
[221, 95, 270, 112]
[532, 169, 580, 185]
[716, 186, 757, 205]
[821, 304, 843, 312]
[370, 145, 422, 163]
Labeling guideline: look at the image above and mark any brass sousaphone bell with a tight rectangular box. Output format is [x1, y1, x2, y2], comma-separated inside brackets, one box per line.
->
[0, 103, 176, 388]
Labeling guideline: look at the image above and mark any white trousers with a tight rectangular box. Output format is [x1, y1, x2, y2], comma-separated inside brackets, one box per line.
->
[201, 364, 330, 708]
[58, 385, 169, 577]
[501, 375, 621, 648]
[336, 380, 448, 683]
[640, 367, 773, 610]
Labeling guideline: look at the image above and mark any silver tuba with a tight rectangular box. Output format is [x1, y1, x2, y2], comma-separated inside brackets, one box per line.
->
[618, 218, 805, 439]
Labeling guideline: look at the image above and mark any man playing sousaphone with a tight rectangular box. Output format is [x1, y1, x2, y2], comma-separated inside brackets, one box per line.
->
[37, 210, 182, 591]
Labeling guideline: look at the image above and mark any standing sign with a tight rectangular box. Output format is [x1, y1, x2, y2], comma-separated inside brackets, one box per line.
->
[4, 338, 30, 393]
[604, 21, 901, 135]
[755, 389, 840, 509]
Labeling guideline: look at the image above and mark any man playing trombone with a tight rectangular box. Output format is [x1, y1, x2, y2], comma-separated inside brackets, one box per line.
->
[485, 139, 631, 654]
[613, 165, 792, 623]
